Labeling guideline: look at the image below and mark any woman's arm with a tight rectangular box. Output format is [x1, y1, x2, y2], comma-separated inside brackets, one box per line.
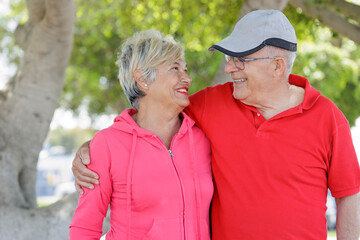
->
[69, 132, 112, 239]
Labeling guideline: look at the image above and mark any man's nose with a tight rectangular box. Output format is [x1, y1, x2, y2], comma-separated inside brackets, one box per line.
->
[225, 58, 239, 74]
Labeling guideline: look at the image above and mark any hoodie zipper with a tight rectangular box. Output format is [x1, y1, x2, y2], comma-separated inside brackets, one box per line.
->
[151, 134, 187, 240]
[168, 149, 186, 240]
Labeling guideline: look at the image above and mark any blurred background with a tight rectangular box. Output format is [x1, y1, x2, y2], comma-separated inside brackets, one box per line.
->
[1, 0, 359, 239]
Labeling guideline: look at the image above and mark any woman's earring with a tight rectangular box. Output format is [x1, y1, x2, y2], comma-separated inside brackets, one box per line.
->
[144, 84, 148, 87]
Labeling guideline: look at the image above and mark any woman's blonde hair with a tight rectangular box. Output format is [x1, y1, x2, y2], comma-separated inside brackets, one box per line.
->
[116, 29, 184, 109]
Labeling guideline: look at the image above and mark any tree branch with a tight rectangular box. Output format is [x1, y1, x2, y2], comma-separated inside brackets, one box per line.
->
[27, 0, 46, 23]
[289, 0, 360, 45]
[328, 0, 360, 23]
[44, 0, 76, 30]
[1, 0, 76, 208]
[0, 74, 17, 106]
[239, 0, 289, 19]
[0, 193, 76, 239]
[14, 0, 46, 50]
[0, 193, 110, 239]
[0, 90, 5, 103]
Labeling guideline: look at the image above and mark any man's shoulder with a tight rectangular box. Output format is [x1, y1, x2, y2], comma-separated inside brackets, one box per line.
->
[190, 82, 233, 100]
[316, 96, 348, 123]
[204, 82, 233, 93]
[185, 82, 234, 123]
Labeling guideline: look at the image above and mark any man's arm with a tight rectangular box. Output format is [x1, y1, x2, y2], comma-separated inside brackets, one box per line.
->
[335, 192, 360, 240]
[72, 140, 99, 194]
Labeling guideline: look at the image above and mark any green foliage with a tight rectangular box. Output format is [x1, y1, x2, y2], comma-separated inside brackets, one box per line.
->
[47, 127, 96, 154]
[293, 39, 360, 125]
[327, 230, 336, 237]
[284, 5, 319, 43]
[285, 5, 360, 126]
[1, 1, 360, 126]
[65, 0, 244, 115]
[0, 0, 26, 72]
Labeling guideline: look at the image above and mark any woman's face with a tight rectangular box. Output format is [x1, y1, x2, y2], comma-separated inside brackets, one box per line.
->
[146, 59, 192, 112]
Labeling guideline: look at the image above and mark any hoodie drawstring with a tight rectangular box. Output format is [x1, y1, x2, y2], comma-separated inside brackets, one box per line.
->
[126, 129, 138, 240]
[188, 126, 202, 240]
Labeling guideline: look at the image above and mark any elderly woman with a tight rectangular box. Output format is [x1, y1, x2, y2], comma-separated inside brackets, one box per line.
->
[69, 30, 213, 240]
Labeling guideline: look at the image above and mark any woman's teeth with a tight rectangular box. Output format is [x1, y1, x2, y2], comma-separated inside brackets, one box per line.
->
[177, 89, 188, 93]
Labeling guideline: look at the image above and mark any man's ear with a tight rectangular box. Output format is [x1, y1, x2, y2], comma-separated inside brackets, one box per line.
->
[133, 69, 148, 90]
[273, 57, 286, 77]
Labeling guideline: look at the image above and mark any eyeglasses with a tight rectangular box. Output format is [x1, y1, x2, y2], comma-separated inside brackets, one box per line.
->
[225, 55, 277, 70]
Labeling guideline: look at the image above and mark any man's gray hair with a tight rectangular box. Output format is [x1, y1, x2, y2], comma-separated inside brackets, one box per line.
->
[116, 29, 184, 109]
[264, 46, 296, 79]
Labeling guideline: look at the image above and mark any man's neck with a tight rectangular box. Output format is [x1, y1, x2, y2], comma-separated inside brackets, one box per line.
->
[251, 83, 305, 120]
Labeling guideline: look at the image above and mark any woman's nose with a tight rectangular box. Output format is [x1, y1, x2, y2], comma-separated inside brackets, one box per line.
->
[182, 72, 192, 83]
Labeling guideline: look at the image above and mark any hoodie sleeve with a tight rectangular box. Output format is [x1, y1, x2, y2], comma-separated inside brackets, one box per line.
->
[69, 132, 112, 240]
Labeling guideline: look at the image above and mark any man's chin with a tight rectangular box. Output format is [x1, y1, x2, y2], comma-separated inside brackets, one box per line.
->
[232, 92, 242, 101]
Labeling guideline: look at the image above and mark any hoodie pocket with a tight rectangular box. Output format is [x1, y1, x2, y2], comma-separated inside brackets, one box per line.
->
[142, 218, 182, 240]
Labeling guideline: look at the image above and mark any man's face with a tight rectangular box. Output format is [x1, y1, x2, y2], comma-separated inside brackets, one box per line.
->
[224, 48, 277, 106]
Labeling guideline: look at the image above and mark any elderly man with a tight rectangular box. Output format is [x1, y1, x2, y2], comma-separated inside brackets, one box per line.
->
[72, 10, 360, 240]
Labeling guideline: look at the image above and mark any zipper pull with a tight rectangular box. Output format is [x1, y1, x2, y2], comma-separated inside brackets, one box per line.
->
[168, 149, 174, 157]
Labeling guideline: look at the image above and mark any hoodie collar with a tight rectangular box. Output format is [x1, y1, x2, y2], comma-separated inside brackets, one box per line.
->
[111, 108, 195, 137]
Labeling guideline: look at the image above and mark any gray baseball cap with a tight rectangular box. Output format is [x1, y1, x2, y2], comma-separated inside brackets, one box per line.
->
[209, 9, 297, 57]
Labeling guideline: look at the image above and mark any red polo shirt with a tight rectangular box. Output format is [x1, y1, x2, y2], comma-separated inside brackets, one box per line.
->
[185, 74, 360, 240]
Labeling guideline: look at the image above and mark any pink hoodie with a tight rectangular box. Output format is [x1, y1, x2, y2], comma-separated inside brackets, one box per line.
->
[69, 109, 213, 240]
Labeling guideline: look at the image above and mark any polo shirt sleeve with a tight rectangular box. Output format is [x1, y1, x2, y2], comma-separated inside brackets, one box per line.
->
[328, 122, 360, 198]
[184, 89, 207, 128]
[69, 132, 112, 239]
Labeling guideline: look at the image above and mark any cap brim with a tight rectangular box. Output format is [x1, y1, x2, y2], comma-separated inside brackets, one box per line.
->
[209, 38, 297, 58]
[209, 44, 266, 58]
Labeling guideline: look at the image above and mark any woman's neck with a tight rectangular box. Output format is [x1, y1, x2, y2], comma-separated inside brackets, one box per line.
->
[133, 104, 182, 148]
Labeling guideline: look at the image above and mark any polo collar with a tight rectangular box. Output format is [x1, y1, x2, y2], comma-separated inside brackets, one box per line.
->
[236, 74, 321, 116]
[288, 74, 321, 110]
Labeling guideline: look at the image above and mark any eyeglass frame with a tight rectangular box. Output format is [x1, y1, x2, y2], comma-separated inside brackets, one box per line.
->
[225, 55, 278, 70]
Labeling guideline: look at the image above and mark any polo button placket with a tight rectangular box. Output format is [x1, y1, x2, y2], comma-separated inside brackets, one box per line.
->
[253, 112, 271, 139]
[254, 111, 265, 130]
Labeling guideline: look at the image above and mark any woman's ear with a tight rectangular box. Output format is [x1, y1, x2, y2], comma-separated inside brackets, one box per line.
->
[133, 70, 148, 90]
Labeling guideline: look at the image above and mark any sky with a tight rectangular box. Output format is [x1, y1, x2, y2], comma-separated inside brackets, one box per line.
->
[0, 1, 359, 158]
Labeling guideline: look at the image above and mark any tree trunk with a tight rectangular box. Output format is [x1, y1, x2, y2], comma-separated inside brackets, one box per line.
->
[0, 0, 78, 238]
[211, 0, 289, 85]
